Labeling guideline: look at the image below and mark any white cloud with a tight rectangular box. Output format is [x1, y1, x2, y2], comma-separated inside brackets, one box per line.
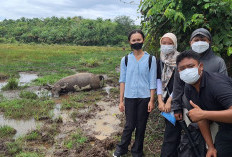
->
[0, 0, 141, 24]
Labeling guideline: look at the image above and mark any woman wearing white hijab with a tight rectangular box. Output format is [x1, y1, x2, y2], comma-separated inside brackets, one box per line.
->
[156, 33, 180, 157]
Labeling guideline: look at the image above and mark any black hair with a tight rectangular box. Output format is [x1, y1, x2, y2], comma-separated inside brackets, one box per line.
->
[128, 29, 145, 41]
[176, 50, 200, 66]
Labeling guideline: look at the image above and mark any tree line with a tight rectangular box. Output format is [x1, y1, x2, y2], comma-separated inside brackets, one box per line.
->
[0, 16, 137, 46]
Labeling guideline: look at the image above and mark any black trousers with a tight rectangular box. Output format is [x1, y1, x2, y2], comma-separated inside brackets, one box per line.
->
[215, 126, 232, 157]
[116, 98, 150, 157]
[161, 119, 182, 157]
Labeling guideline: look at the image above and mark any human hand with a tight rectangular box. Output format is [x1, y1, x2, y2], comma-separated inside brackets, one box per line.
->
[174, 113, 183, 120]
[206, 146, 217, 157]
[119, 102, 125, 112]
[188, 100, 206, 122]
[148, 101, 154, 112]
[158, 100, 165, 112]
[164, 97, 172, 113]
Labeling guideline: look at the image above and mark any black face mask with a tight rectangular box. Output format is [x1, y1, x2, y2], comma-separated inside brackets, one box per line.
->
[131, 42, 143, 50]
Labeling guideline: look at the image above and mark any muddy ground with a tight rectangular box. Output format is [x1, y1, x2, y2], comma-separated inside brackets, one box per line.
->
[0, 73, 123, 157]
[0, 72, 163, 157]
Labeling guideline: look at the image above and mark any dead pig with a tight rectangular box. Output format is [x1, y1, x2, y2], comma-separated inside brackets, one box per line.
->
[48, 73, 104, 97]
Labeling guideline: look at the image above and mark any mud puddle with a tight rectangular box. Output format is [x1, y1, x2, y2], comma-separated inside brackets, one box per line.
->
[0, 72, 38, 91]
[18, 72, 38, 86]
[81, 85, 122, 140]
[0, 114, 41, 139]
[0, 72, 52, 99]
[82, 101, 121, 140]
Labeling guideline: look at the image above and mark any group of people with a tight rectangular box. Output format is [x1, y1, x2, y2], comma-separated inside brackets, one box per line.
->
[113, 28, 232, 157]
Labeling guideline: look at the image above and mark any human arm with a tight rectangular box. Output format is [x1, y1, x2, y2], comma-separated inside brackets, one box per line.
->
[218, 57, 228, 76]
[119, 57, 126, 112]
[148, 89, 155, 112]
[157, 94, 165, 112]
[157, 78, 165, 112]
[190, 75, 232, 123]
[197, 120, 217, 157]
[119, 83, 125, 112]
[203, 108, 232, 123]
[156, 59, 165, 112]
[148, 56, 157, 112]
[188, 100, 232, 123]
[172, 68, 185, 120]
[164, 96, 172, 113]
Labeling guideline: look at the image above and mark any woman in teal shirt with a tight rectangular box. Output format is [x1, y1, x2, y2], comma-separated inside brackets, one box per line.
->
[113, 30, 157, 157]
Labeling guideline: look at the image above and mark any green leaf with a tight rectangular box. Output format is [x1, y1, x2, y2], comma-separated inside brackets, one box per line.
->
[204, 3, 210, 9]
[227, 47, 232, 56]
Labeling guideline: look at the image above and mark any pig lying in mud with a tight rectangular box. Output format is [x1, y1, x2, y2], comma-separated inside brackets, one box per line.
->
[48, 73, 104, 97]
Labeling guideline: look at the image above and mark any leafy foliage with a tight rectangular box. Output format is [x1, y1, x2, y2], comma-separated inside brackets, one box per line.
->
[139, 0, 232, 75]
[0, 16, 137, 46]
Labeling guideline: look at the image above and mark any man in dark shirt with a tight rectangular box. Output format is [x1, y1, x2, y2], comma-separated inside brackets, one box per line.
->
[176, 51, 232, 157]
[169, 28, 227, 157]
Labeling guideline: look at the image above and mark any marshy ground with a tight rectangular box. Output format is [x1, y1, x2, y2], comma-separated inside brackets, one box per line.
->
[0, 44, 164, 157]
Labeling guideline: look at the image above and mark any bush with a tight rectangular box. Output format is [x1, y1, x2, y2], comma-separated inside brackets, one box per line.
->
[0, 37, 7, 43]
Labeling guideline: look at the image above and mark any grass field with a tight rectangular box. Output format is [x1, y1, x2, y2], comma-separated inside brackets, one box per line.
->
[0, 43, 163, 157]
[0, 43, 126, 85]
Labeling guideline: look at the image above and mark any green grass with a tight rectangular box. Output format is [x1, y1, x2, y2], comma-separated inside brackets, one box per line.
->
[0, 94, 6, 102]
[19, 91, 38, 99]
[1, 77, 19, 90]
[5, 140, 22, 156]
[0, 125, 16, 138]
[0, 98, 54, 119]
[25, 131, 40, 141]
[64, 129, 87, 149]
[0, 43, 127, 85]
[0, 43, 125, 121]
[61, 89, 106, 110]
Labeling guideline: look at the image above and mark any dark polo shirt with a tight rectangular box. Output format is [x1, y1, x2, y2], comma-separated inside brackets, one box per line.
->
[184, 71, 232, 128]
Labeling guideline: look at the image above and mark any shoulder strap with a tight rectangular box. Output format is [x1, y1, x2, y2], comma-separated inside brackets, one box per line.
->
[149, 55, 153, 71]
[125, 54, 128, 67]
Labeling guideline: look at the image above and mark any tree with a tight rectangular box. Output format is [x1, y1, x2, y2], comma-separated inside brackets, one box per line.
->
[114, 16, 137, 36]
[139, 0, 232, 75]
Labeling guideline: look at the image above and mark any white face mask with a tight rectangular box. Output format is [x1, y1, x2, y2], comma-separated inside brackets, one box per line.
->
[179, 66, 200, 84]
[191, 41, 209, 54]
[160, 45, 175, 55]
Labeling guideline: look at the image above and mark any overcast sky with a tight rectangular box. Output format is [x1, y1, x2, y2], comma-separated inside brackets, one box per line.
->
[0, 0, 142, 24]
